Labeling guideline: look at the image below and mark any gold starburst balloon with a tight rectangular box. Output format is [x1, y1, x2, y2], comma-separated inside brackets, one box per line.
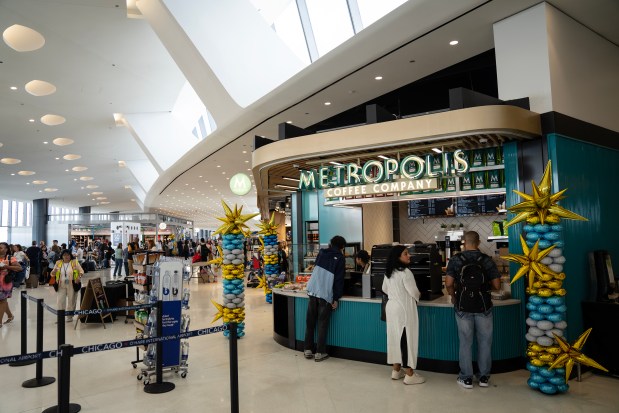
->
[210, 299, 225, 323]
[256, 211, 279, 235]
[256, 273, 268, 290]
[549, 328, 608, 381]
[212, 200, 259, 236]
[505, 161, 587, 228]
[503, 236, 559, 289]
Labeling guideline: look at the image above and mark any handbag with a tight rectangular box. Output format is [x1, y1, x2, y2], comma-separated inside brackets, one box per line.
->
[72, 279, 82, 292]
[380, 293, 388, 321]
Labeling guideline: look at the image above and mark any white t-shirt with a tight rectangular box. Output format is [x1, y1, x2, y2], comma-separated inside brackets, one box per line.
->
[14, 251, 28, 264]
[76, 248, 84, 262]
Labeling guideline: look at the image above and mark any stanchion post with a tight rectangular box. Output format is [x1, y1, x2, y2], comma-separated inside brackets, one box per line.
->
[58, 309, 66, 348]
[9, 291, 36, 367]
[42, 344, 81, 413]
[144, 300, 175, 394]
[22, 299, 55, 388]
[229, 322, 239, 413]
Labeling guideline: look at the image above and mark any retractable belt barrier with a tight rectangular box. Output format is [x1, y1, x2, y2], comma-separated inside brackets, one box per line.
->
[41, 302, 155, 316]
[0, 325, 227, 365]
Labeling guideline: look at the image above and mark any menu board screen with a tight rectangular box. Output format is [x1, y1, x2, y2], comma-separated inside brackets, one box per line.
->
[456, 194, 505, 215]
[408, 198, 456, 219]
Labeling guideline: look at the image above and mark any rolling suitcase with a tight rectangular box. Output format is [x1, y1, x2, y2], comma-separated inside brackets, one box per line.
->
[26, 273, 39, 288]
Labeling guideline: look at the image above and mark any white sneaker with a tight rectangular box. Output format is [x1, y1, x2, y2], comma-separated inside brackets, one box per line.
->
[403, 373, 425, 385]
[391, 369, 406, 380]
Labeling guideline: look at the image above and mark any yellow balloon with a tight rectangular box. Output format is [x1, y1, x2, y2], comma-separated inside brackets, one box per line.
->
[539, 273, 554, 282]
[526, 351, 539, 358]
[539, 353, 556, 363]
[533, 281, 544, 289]
[527, 216, 540, 224]
[546, 214, 561, 224]
[554, 272, 566, 280]
[530, 344, 544, 352]
[538, 288, 553, 297]
[546, 346, 562, 355]
[526, 287, 539, 295]
[530, 358, 546, 367]
[555, 288, 567, 296]
[546, 280, 563, 289]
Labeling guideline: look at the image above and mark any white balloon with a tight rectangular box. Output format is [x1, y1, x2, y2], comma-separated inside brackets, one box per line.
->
[541, 257, 553, 265]
[536, 320, 554, 330]
[548, 264, 564, 273]
[549, 248, 563, 258]
[525, 333, 537, 342]
[526, 317, 538, 327]
[553, 256, 566, 264]
[528, 327, 545, 337]
[536, 336, 554, 346]
[554, 321, 568, 329]
[545, 329, 563, 338]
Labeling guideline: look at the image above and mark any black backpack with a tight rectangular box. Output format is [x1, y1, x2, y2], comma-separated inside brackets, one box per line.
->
[455, 254, 492, 313]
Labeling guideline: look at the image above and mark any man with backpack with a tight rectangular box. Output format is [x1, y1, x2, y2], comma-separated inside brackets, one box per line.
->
[445, 231, 500, 389]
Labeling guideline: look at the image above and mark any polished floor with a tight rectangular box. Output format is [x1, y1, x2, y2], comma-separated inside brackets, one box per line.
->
[1, 268, 617, 413]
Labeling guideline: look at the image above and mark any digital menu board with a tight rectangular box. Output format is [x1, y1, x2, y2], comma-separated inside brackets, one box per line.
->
[456, 194, 505, 215]
[408, 198, 456, 219]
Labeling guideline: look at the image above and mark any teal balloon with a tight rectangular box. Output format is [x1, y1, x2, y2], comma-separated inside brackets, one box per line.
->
[531, 373, 546, 383]
[530, 312, 545, 321]
[556, 368, 566, 375]
[549, 376, 566, 385]
[546, 296, 565, 306]
[526, 232, 541, 241]
[543, 232, 561, 241]
[547, 313, 564, 322]
[534, 224, 551, 233]
[524, 225, 535, 233]
[539, 383, 558, 394]
[526, 362, 539, 372]
[553, 241, 564, 248]
[537, 304, 554, 314]
[526, 241, 536, 248]
[554, 305, 567, 313]
[557, 383, 569, 393]
[551, 225, 563, 232]
[527, 378, 541, 389]
[538, 239, 552, 249]
[527, 303, 539, 312]
[539, 368, 555, 378]
[530, 296, 546, 305]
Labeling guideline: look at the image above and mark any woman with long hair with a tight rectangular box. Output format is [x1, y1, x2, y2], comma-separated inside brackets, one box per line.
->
[382, 245, 424, 385]
[0, 242, 21, 327]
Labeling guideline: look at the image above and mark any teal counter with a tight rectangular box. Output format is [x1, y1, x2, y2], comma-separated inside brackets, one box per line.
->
[273, 289, 524, 373]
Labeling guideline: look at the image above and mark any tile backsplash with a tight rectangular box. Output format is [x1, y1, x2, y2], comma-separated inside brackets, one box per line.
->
[398, 204, 503, 256]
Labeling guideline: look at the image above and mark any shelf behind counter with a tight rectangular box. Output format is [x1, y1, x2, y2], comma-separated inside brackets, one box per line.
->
[272, 289, 523, 373]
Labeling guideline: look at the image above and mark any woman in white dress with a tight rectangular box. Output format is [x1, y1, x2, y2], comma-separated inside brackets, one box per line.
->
[382, 245, 425, 385]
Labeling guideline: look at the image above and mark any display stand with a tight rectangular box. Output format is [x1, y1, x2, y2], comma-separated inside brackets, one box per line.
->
[75, 278, 113, 329]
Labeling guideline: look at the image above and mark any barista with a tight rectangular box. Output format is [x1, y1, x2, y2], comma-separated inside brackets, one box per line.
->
[356, 250, 371, 275]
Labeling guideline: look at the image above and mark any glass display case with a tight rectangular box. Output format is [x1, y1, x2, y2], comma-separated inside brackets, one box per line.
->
[343, 243, 361, 271]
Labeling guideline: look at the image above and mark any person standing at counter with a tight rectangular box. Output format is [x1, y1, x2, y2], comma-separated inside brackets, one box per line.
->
[445, 231, 500, 389]
[355, 250, 371, 274]
[304, 235, 347, 362]
[382, 245, 425, 385]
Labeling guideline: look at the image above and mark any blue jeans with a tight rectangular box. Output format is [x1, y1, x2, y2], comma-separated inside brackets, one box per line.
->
[455, 309, 493, 379]
[114, 259, 123, 276]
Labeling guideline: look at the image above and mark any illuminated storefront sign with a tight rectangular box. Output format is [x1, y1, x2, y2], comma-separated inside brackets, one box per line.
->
[299, 149, 469, 193]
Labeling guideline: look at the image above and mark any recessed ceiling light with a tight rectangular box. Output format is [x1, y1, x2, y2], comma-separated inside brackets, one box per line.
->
[96, 197, 107, 200]
[25, 80, 56, 96]
[40, 114, 66, 126]
[198, 175, 202, 178]
[118, 160, 126, 167]
[29, 119, 35, 123]
[92, 191, 103, 195]
[86, 184, 98, 189]
[324, 102, 331, 106]
[32, 180, 47, 185]
[65, 169, 69, 172]
[374, 76, 383, 80]
[55, 157, 59, 160]
[3, 24, 45, 52]
[1, 158, 21, 165]
[449, 40, 459, 46]
[63, 154, 81, 160]
[44, 188, 58, 192]
[216, 165, 221, 168]
[10, 86, 17, 90]
[100, 201, 110, 205]
[10, 173, 15, 176]
[72, 166, 88, 172]
[17, 170, 35, 176]
[53, 138, 74, 146]
[43, 141, 48, 144]
[286, 121, 293, 124]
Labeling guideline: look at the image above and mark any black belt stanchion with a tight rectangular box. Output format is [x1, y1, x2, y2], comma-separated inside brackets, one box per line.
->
[9, 291, 36, 367]
[42, 344, 81, 413]
[22, 299, 55, 388]
[144, 300, 175, 394]
[229, 322, 239, 413]
[58, 309, 66, 348]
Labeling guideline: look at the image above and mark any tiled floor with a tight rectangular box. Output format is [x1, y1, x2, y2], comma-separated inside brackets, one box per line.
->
[1, 268, 618, 413]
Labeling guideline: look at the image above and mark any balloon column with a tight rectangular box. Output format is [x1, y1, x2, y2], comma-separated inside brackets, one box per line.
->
[504, 161, 606, 394]
[210, 201, 259, 338]
[256, 212, 280, 304]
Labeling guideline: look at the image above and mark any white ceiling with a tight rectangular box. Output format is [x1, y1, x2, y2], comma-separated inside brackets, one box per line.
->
[1, 0, 617, 229]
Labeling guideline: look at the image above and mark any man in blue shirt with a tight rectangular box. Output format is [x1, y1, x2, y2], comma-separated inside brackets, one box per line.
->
[304, 235, 347, 362]
[445, 231, 500, 389]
